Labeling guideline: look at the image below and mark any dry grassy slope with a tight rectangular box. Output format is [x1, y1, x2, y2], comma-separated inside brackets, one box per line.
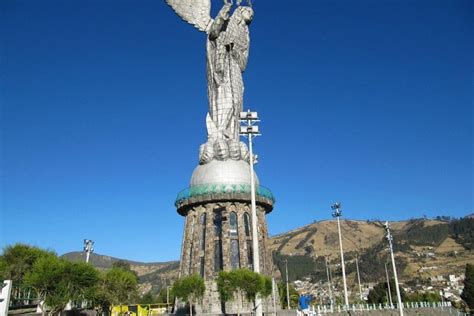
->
[269, 220, 386, 260]
[62, 252, 179, 294]
[268, 219, 473, 284]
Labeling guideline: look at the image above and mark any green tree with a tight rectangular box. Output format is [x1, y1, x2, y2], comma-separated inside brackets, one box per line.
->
[216, 269, 273, 314]
[260, 276, 273, 299]
[101, 267, 139, 312]
[238, 269, 266, 305]
[367, 279, 406, 304]
[111, 260, 139, 281]
[405, 291, 441, 303]
[260, 275, 273, 315]
[461, 263, 474, 310]
[278, 282, 299, 309]
[87, 267, 139, 314]
[112, 260, 131, 270]
[216, 271, 238, 308]
[24, 256, 99, 314]
[0, 244, 55, 283]
[157, 287, 175, 305]
[66, 261, 100, 303]
[0, 258, 7, 279]
[171, 274, 205, 316]
[139, 291, 156, 304]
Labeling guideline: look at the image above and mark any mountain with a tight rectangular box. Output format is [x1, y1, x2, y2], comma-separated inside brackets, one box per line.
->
[62, 216, 473, 294]
[269, 217, 473, 287]
[61, 252, 179, 293]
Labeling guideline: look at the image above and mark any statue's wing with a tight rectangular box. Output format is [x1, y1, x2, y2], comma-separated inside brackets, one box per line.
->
[165, 0, 212, 32]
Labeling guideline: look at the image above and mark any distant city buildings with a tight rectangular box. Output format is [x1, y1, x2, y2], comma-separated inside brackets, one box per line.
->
[290, 272, 465, 305]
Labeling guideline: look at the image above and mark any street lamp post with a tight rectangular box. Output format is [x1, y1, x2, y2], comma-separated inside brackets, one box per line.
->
[385, 262, 393, 308]
[384, 222, 404, 316]
[83, 239, 94, 263]
[331, 202, 349, 307]
[355, 256, 363, 302]
[240, 110, 262, 316]
[325, 258, 334, 311]
[285, 259, 290, 310]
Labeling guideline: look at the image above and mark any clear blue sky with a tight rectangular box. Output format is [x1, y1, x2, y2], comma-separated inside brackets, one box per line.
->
[1, 0, 472, 262]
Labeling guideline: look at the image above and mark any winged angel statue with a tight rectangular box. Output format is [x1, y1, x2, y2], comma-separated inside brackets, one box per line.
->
[166, 0, 254, 164]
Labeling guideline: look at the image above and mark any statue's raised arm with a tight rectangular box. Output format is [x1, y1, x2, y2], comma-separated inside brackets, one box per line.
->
[166, 0, 254, 165]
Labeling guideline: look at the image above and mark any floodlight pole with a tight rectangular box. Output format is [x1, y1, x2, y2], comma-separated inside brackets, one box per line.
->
[325, 258, 334, 310]
[331, 203, 349, 307]
[167, 286, 170, 312]
[272, 277, 277, 315]
[385, 262, 393, 308]
[355, 256, 363, 301]
[384, 222, 403, 316]
[240, 110, 262, 316]
[83, 239, 94, 263]
[285, 259, 290, 309]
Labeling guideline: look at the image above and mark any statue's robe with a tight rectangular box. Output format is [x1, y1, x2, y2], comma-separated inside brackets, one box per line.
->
[206, 9, 250, 142]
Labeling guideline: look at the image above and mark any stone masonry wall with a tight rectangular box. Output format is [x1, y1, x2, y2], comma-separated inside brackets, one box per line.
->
[178, 200, 278, 314]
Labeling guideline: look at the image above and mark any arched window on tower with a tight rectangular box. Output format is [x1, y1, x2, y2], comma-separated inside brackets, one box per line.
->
[230, 212, 238, 237]
[246, 241, 253, 270]
[213, 209, 223, 272]
[188, 215, 195, 274]
[229, 212, 240, 269]
[244, 212, 252, 269]
[199, 212, 207, 277]
[200, 213, 207, 251]
[244, 212, 251, 237]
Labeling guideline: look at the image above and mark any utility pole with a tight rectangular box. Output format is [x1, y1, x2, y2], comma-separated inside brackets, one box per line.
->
[83, 239, 94, 263]
[325, 258, 334, 310]
[167, 286, 170, 312]
[331, 202, 349, 307]
[272, 277, 277, 316]
[285, 258, 290, 310]
[355, 256, 363, 301]
[384, 222, 404, 316]
[240, 110, 262, 316]
[385, 262, 393, 308]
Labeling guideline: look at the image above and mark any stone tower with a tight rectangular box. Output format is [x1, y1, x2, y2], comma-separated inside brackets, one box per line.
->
[165, 0, 278, 312]
[175, 159, 276, 314]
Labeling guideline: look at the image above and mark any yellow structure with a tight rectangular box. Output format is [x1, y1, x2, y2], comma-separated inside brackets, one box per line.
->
[111, 304, 168, 316]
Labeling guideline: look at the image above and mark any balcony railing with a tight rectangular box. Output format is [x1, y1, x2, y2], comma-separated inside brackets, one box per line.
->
[175, 183, 275, 207]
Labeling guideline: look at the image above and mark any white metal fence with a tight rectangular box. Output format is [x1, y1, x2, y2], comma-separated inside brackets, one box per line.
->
[309, 301, 462, 314]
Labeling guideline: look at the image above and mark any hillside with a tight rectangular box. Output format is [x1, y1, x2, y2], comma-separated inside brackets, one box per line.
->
[62, 217, 473, 294]
[61, 252, 179, 293]
[269, 217, 473, 286]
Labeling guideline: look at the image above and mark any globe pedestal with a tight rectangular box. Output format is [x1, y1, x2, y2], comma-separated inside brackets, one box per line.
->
[175, 160, 277, 314]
